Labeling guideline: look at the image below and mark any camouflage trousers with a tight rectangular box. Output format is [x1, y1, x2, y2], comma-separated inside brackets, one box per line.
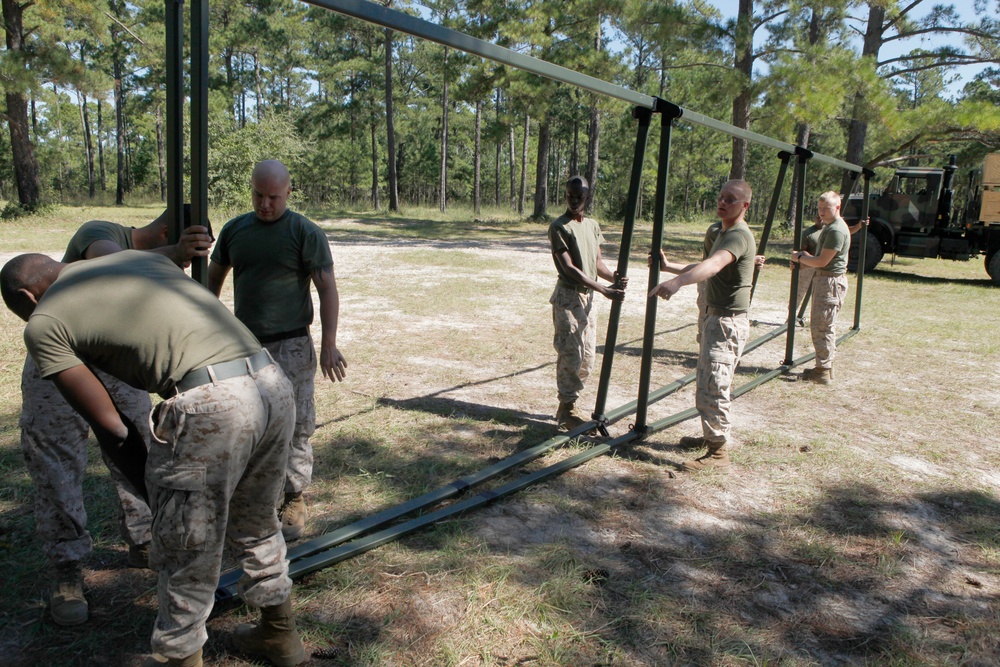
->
[695, 314, 750, 445]
[810, 273, 848, 369]
[19, 354, 153, 566]
[147, 359, 294, 659]
[550, 284, 596, 403]
[795, 266, 816, 320]
[264, 335, 316, 495]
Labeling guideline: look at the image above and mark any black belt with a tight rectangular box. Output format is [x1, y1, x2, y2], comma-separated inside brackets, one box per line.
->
[706, 307, 747, 317]
[257, 327, 309, 345]
[167, 349, 272, 397]
[557, 281, 592, 294]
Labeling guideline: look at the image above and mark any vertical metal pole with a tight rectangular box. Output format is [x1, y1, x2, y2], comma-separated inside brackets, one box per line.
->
[190, 0, 209, 285]
[749, 150, 792, 304]
[852, 169, 873, 331]
[165, 0, 185, 246]
[592, 107, 652, 423]
[783, 147, 812, 366]
[634, 101, 680, 435]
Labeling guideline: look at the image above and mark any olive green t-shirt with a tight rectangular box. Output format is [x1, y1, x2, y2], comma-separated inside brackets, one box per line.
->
[61, 220, 133, 262]
[211, 209, 333, 339]
[703, 221, 722, 260]
[704, 221, 756, 311]
[25, 251, 260, 395]
[802, 223, 823, 255]
[818, 217, 850, 275]
[548, 212, 604, 288]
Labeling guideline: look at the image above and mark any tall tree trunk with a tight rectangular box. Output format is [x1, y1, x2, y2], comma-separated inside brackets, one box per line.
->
[97, 99, 107, 192]
[439, 46, 449, 213]
[78, 90, 96, 199]
[156, 104, 166, 201]
[508, 123, 516, 211]
[2, 0, 41, 209]
[370, 118, 380, 209]
[53, 84, 66, 199]
[474, 99, 481, 215]
[384, 27, 399, 211]
[730, 0, 753, 180]
[584, 17, 602, 212]
[113, 21, 126, 206]
[842, 3, 885, 193]
[585, 105, 600, 214]
[518, 112, 529, 215]
[494, 88, 501, 206]
[254, 52, 263, 121]
[571, 94, 580, 175]
[532, 119, 550, 219]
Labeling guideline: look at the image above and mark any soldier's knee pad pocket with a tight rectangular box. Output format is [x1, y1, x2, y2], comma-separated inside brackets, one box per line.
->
[150, 466, 209, 552]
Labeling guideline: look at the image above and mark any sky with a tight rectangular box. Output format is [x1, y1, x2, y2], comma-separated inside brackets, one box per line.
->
[708, 0, 991, 97]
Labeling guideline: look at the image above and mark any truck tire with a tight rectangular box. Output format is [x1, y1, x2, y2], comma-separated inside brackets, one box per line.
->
[848, 231, 883, 274]
[987, 252, 1000, 287]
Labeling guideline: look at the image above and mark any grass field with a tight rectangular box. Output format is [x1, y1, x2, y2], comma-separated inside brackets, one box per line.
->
[1, 204, 998, 666]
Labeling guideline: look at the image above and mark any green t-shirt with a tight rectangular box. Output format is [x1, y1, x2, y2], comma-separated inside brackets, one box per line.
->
[818, 217, 850, 275]
[704, 221, 756, 311]
[25, 251, 260, 395]
[802, 223, 823, 255]
[211, 209, 333, 339]
[61, 220, 133, 262]
[548, 212, 604, 288]
[703, 221, 722, 260]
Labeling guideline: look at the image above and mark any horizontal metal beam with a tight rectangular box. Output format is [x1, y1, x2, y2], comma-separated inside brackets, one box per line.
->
[304, 0, 862, 172]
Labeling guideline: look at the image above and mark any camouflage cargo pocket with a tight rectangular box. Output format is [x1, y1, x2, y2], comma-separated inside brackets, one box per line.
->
[150, 465, 208, 552]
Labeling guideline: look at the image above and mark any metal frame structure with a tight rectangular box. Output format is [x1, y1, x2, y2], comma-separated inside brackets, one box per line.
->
[162, 0, 871, 602]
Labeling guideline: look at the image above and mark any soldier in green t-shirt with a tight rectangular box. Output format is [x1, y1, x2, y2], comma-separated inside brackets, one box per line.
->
[2, 251, 306, 667]
[547, 176, 627, 430]
[15, 208, 212, 628]
[790, 191, 852, 384]
[209, 160, 348, 542]
[650, 179, 756, 472]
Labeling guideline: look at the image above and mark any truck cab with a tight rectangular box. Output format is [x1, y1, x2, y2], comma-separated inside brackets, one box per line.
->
[842, 155, 1000, 283]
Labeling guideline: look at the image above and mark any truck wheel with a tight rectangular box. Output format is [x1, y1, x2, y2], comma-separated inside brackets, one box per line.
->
[987, 252, 1000, 287]
[849, 231, 883, 274]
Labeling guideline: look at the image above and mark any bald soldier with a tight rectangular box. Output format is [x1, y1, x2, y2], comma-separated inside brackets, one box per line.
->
[17, 209, 210, 627]
[650, 179, 756, 472]
[2, 251, 306, 667]
[209, 160, 347, 541]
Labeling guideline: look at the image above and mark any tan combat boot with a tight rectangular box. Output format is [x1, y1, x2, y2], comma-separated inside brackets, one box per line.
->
[802, 367, 833, 384]
[555, 401, 586, 430]
[233, 598, 306, 667]
[679, 442, 731, 473]
[50, 561, 88, 626]
[279, 492, 308, 541]
[142, 648, 203, 667]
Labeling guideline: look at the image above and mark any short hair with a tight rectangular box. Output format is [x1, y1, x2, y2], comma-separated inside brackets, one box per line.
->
[725, 179, 752, 202]
[1, 253, 48, 318]
[819, 191, 841, 207]
[566, 175, 589, 192]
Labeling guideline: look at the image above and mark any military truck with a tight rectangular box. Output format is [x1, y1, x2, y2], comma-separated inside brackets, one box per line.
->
[843, 154, 1000, 285]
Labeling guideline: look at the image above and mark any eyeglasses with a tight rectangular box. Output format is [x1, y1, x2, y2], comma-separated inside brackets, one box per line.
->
[717, 196, 743, 205]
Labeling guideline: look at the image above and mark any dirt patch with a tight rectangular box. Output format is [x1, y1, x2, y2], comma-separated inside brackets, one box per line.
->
[2, 219, 999, 666]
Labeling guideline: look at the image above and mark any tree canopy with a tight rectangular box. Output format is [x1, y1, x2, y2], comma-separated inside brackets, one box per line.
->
[1, 0, 997, 219]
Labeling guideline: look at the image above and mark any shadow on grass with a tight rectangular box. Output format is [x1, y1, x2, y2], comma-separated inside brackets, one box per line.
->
[464, 481, 1000, 665]
[864, 266, 994, 287]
